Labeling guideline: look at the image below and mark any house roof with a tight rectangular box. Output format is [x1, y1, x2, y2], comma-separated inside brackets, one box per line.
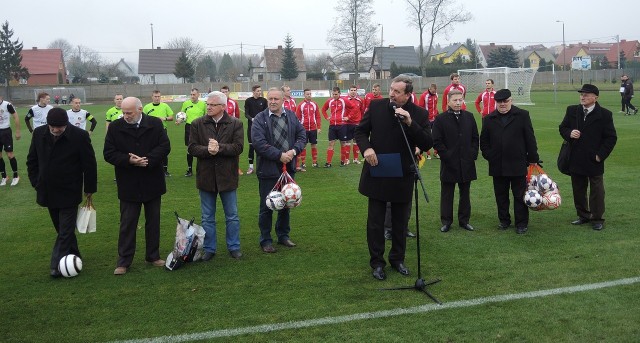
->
[115, 58, 136, 75]
[432, 43, 468, 58]
[479, 43, 515, 61]
[20, 48, 64, 75]
[371, 46, 419, 70]
[260, 46, 306, 72]
[519, 48, 556, 64]
[138, 48, 184, 74]
[555, 40, 640, 67]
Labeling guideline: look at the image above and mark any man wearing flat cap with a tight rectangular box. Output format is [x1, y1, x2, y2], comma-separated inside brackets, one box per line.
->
[559, 84, 617, 230]
[27, 108, 98, 278]
[480, 89, 539, 234]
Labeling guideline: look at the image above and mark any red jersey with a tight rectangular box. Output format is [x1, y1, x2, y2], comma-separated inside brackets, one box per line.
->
[344, 96, 364, 124]
[295, 100, 321, 131]
[418, 91, 438, 121]
[226, 98, 240, 119]
[321, 97, 350, 126]
[283, 97, 297, 112]
[442, 84, 467, 112]
[364, 92, 383, 113]
[474, 90, 496, 117]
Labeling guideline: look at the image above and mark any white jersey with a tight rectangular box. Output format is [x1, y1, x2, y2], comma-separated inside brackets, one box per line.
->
[67, 109, 91, 130]
[26, 104, 53, 129]
[0, 100, 17, 129]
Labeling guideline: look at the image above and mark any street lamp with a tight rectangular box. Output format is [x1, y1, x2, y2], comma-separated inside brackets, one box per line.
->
[556, 20, 565, 70]
[378, 24, 384, 79]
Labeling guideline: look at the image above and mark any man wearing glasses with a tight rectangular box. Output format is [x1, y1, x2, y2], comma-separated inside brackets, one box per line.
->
[480, 89, 539, 235]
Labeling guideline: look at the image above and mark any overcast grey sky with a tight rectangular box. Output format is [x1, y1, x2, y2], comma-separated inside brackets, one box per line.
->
[5, 0, 639, 64]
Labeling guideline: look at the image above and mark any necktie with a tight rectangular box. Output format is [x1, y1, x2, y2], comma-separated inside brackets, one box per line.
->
[583, 108, 588, 121]
[271, 115, 289, 151]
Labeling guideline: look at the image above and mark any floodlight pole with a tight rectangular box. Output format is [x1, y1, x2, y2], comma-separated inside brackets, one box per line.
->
[556, 20, 565, 71]
[150, 23, 154, 49]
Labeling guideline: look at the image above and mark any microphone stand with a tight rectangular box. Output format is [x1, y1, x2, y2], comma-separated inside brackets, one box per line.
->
[380, 112, 441, 304]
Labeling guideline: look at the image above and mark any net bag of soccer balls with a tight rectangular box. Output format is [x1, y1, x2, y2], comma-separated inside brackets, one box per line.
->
[524, 164, 562, 211]
[265, 165, 302, 211]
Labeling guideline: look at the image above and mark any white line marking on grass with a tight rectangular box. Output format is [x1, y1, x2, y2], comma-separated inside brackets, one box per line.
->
[111, 276, 640, 343]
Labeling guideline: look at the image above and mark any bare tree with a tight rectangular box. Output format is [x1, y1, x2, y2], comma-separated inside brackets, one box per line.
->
[67, 45, 103, 83]
[405, 0, 472, 76]
[327, 0, 378, 82]
[47, 38, 74, 60]
[165, 37, 204, 62]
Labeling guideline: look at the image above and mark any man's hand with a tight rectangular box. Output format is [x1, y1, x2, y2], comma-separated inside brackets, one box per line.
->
[280, 149, 295, 163]
[395, 108, 412, 126]
[596, 155, 601, 162]
[128, 153, 148, 167]
[15, 130, 21, 140]
[208, 138, 219, 155]
[363, 148, 378, 166]
[570, 129, 581, 139]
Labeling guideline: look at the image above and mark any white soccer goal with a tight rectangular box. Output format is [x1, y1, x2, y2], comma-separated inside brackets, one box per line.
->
[33, 87, 87, 104]
[458, 67, 537, 105]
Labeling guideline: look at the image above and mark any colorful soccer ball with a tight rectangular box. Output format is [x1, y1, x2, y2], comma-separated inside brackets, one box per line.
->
[538, 174, 553, 192]
[281, 183, 302, 208]
[542, 192, 562, 210]
[524, 189, 543, 208]
[175, 112, 187, 124]
[266, 191, 286, 211]
[544, 181, 559, 194]
[527, 175, 539, 190]
[58, 254, 83, 278]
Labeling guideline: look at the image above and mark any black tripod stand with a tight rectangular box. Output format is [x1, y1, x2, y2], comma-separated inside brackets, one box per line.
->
[381, 113, 441, 304]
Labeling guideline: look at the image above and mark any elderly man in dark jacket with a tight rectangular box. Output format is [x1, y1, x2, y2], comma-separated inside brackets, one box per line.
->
[432, 89, 479, 233]
[104, 97, 170, 275]
[355, 75, 433, 280]
[480, 89, 539, 234]
[27, 108, 97, 278]
[251, 87, 306, 253]
[559, 84, 617, 230]
[188, 91, 244, 260]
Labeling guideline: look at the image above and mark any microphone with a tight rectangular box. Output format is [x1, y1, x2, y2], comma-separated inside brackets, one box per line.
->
[389, 101, 397, 111]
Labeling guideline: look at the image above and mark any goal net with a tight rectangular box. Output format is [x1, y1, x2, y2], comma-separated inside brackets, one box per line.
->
[458, 67, 536, 105]
[33, 87, 87, 104]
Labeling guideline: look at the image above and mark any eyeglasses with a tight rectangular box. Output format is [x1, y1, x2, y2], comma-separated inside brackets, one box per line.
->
[206, 103, 225, 107]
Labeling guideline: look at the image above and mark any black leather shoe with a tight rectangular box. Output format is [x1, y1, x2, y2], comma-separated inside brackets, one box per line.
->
[372, 266, 386, 280]
[278, 239, 296, 247]
[571, 218, 590, 225]
[406, 231, 416, 238]
[201, 252, 215, 261]
[516, 227, 528, 234]
[229, 250, 242, 259]
[592, 223, 604, 231]
[50, 268, 62, 278]
[392, 263, 410, 276]
[384, 230, 392, 240]
[497, 223, 510, 230]
[440, 225, 451, 232]
[461, 224, 475, 231]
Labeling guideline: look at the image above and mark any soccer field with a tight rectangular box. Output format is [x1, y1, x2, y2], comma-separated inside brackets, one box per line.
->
[1, 91, 639, 342]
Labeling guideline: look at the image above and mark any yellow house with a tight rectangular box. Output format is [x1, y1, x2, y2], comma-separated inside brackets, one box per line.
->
[430, 44, 471, 64]
[520, 49, 556, 70]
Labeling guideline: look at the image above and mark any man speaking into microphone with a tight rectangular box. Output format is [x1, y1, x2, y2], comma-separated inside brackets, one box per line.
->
[354, 75, 433, 281]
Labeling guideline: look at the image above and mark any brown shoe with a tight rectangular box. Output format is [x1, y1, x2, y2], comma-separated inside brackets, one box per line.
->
[278, 239, 297, 247]
[149, 259, 165, 267]
[114, 267, 127, 275]
[261, 245, 277, 253]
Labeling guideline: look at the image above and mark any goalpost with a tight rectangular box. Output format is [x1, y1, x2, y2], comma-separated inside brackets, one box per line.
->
[458, 67, 537, 105]
[33, 87, 87, 104]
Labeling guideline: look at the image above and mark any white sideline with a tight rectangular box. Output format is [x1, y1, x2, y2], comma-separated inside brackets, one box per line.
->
[110, 276, 640, 343]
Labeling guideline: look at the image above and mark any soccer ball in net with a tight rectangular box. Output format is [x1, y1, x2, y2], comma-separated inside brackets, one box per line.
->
[537, 174, 553, 192]
[542, 192, 562, 210]
[281, 183, 302, 208]
[59, 254, 83, 278]
[524, 190, 543, 208]
[527, 175, 539, 191]
[175, 112, 187, 124]
[265, 191, 286, 211]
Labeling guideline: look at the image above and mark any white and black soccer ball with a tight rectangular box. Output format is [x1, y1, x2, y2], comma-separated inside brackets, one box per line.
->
[58, 254, 83, 278]
[538, 174, 553, 192]
[527, 174, 539, 191]
[175, 112, 187, 124]
[281, 183, 302, 208]
[524, 189, 543, 208]
[542, 192, 562, 210]
[266, 191, 286, 211]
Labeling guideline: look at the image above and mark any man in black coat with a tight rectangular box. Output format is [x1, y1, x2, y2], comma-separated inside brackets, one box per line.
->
[355, 75, 433, 281]
[480, 89, 539, 234]
[559, 84, 617, 230]
[432, 89, 479, 233]
[27, 108, 97, 278]
[104, 97, 171, 275]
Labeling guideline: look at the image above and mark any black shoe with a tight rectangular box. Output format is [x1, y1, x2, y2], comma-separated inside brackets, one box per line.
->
[50, 268, 62, 278]
[592, 223, 604, 231]
[392, 263, 410, 276]
[164, 171, 171, 177]
[406, 231, 416, 238]
[571, 218, 590, 225]
[324, 163, 332, 168]
[384, 230, 392, 240]
[461, 224, 475, 231]
[201, 252, 215, 261]
[372, 266, 386, 280]
[229, 250, 242, 259]
[516, 227, 528, 234]
[184, 170, 193, 177]
[440, 225, 451, 232]
[497, 223, 510, 230]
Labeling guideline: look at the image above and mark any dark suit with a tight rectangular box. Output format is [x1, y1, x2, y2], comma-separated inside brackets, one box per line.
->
[432, 109, 479, 227]
[104, 115, 171, 267]
[26, 124, 97, 270]
[559, 103, 617, 224]
[481, 106, 539, 229]
[355, 98, 432, 268]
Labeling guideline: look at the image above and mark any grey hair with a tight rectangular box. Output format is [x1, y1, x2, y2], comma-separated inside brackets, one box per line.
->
[447, 89, 463, 100]
[208, 91, 227, 104]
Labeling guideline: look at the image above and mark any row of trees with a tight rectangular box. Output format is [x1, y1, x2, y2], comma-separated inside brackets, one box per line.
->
[0, 21, 29, 89]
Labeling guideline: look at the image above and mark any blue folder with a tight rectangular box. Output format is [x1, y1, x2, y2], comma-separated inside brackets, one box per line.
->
[370, 153, 403, 177]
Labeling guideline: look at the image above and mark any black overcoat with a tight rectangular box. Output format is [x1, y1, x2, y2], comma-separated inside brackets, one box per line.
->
[355, 98, 432, 203]
[558, 103, 617, 177]
[432, 109, 479, 183]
